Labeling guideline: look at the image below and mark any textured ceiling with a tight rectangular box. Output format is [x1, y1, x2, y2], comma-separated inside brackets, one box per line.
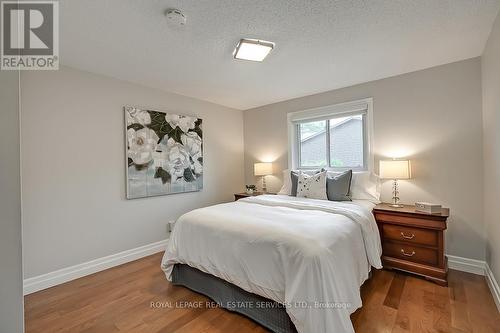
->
[60, 0, 500, 110]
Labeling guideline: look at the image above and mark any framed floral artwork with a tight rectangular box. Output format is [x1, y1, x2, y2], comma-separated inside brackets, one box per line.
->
[125, 106, 203, 199]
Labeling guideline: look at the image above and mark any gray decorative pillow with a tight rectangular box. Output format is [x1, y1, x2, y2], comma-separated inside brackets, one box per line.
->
[326, 170, 353, 201]
[290, 169, 325, 196]
[290, 171, 300, 196]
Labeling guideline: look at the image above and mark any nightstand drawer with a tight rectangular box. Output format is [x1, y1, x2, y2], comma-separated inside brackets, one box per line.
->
[383, 241, 438, 266]
[382, 224, 438, 247]
[374, 212, 446, 229]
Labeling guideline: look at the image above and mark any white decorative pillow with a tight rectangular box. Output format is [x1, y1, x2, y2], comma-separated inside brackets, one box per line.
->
[278, 168, 326, 195]
[296, 171, 328, 200]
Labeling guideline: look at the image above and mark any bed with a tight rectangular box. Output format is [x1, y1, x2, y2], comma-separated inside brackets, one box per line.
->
[161, 194, 382, 333]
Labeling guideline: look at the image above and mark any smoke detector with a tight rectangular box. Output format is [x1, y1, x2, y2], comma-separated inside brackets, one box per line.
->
[165, 9, 186, 27]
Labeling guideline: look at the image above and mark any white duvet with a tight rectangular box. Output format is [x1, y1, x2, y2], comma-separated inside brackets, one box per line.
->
[161, 195, 382, 333]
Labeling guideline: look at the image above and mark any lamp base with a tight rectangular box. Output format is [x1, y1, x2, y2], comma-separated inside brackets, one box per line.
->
[389, 204, 404, 208]
[390, 180, 403, 208]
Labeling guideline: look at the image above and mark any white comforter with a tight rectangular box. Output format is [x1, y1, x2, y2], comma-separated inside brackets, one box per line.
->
[161, 195, 382, 333]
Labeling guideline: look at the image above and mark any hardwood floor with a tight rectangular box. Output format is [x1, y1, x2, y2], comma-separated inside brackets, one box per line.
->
[25, 253, 500, 333]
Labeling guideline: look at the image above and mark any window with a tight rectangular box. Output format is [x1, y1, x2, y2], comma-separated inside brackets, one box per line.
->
[289, 99, 372, 171]
[299, 120, 327, 167]
[329, 114, 364, 168]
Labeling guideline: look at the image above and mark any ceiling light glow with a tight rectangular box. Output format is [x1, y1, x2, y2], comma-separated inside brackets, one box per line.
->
[233, 39, 274, 62]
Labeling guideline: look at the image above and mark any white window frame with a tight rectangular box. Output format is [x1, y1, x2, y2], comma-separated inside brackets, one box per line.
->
[287, 98, 374, 172]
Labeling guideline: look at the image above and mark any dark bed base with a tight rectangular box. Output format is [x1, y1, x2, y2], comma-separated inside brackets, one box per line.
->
[172, 264, 298, 333]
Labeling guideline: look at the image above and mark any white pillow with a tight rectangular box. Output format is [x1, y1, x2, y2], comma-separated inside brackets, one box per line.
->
[296, 171, 328, 200]
[350, 171, 381, 203]
[278, 169, 292, 195]
[326, 170, 381, 203]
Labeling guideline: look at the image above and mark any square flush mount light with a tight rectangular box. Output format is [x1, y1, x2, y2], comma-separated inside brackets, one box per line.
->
[233, 39, 275, 62]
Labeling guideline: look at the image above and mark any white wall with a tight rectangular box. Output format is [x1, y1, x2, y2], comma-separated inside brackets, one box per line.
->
[0, 71, 24, 332]
[244, 58, 485, 260]
[482, 12, 500, 283]
[21, 66, 244, 278]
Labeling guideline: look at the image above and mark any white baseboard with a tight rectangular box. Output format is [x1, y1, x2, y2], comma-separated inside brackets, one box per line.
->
[447, 254, 500, 313]
[485, 264, 500, 312]
[447, 255, 486, 275]
[23, 239, 168, 295]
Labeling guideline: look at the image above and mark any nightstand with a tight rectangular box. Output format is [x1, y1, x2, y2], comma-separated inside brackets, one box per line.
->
[373, 203, 450, 286]
[234, 192, 274, 201]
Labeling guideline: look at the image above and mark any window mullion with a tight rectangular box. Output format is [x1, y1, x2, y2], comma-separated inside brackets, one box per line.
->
[296, 123, 301, 168]
[363, 114, 367, 170]
[326, 120, 331, 168]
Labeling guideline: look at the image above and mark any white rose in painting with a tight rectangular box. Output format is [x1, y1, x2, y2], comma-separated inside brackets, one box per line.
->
[178, 116, 196, 133]
[165, 114, 197, 132]
[191, 152, 203, 175]
[181, 132, 202, 156]
[127, 128, 159, 165]
[164, 114, 179, 129]
[152, 151, 168, 168]
[127, 108, 151, 126]
[165, 138, 192, 180]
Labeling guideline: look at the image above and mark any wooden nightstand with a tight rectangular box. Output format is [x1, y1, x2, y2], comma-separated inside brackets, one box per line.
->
[234, 192, 275, 201]
[373, 203, 450, 286]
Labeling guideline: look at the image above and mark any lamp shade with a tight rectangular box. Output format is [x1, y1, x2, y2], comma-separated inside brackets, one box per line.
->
[254, 162, 273, 176]
[379, 160, 411, 179]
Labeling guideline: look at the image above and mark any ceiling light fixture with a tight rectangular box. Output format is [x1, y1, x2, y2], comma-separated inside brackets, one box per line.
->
[233, 39, 275, 62]
[165, 9, 186, 27]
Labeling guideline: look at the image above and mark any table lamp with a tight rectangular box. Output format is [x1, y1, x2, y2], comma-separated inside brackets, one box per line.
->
[254, 162, 273, 193]
[380, 160, 411, 207]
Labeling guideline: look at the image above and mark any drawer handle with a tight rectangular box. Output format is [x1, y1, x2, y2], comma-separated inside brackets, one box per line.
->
[400, 249, 416, 257]
[400, 232, 415, 240]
